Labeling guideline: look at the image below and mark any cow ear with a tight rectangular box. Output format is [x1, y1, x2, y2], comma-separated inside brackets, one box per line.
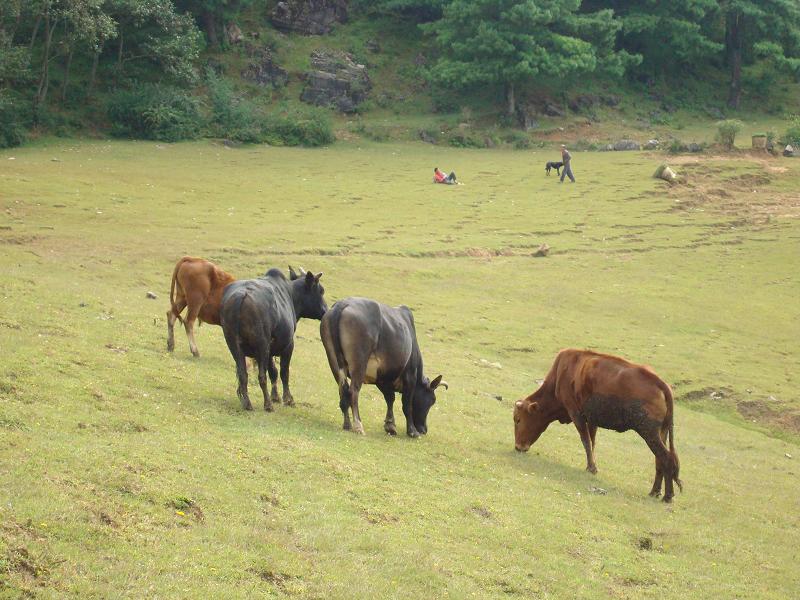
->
[304, 270, 315, 286]
[429, 375, 443, 390]
[525, 402, 539, 414]
[314, 272, 323, 283]
[288, 266, 299, 280]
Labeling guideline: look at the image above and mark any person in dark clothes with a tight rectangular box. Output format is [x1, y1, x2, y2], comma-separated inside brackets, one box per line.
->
[433, 167, 457, 184]
[559, 145, 575, 183]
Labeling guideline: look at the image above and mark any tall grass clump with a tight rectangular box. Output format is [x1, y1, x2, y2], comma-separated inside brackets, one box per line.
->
[106, 84, 203, 142]
[261, 107, 334, 147]
[715, 119, 743, 150]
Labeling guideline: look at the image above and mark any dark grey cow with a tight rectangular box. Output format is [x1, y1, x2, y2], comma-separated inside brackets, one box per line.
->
[220, 267, 327, 411]
[320, 297, 446, 437]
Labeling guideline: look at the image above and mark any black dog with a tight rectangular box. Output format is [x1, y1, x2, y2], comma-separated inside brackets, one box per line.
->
[545, 161, 564, 176]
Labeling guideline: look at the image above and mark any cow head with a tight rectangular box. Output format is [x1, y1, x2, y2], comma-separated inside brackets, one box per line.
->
[291, 268, 328, 320]
[514, 398, 550, 452]
[412, 374, 447, 434]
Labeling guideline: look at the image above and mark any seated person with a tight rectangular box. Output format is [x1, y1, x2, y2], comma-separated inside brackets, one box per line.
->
[433, 167, 457, 185]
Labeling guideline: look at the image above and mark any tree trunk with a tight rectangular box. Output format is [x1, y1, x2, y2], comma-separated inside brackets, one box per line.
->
[89, 43, 103, 93]
[61, 48, 74, 102]
[117, 31, 124, 70]
[29, 14, 42, 50]
[202, 10, 218, 47]
[506, 82, 515, 117]
[35, 11, 55, 110]
[726, 10, 743, 110]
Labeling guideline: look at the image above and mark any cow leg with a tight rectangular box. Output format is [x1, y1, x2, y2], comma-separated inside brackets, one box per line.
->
[379, 385, 397, 436]
[279, 342, 295, 407]
[265, 353, 277, 412]
[401, 375, 420, 438]
[183, 302, 202, 357]
[257, 354, 272, 413]
[222, 324, 252, 410]
[649, 428, 667, 498]
[348, 380, 365, 435]
[641, 427, 674, 502]
[573, 416, 597, 473]
[339, 381, 352, 430]
[166, 297, 186, 352]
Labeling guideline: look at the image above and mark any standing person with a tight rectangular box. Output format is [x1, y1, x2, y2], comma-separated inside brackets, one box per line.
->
[559, 144, 575, 183]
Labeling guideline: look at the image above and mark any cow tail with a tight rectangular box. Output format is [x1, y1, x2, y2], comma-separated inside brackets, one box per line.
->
[169, 257, 187, 325]
[663, 382, 682, 493]
[327, 303, 350, 399]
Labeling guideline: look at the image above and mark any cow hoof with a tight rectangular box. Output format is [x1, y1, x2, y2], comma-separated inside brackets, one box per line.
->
[407, 429, 420, 438]
[343, 422, 352, 431]
[662, 496, 673, 504]
[587, 466, 598, 475]
[353, 425, 365, 435]
[384, 423, 397, 436]
[283, 396, 295, 407]
[649, 491, 661, 498]
[242, 402, 254, 411]
[264, 403, 274, 413]
[191, 351, 200, 358]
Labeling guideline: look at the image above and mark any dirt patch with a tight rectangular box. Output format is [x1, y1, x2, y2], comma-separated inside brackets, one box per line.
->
[470, 504, 492, 519]
[679, 387, 734, 402]
[250, 568, 301, 593]
[0, 234, 40, 245]
[737, 400, 800, 435]
[362, 508, 399, 525]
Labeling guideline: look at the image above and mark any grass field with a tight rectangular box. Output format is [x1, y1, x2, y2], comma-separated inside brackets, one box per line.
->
[1, 139, 799, 598]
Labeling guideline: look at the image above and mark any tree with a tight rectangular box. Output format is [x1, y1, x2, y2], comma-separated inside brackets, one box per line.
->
[719, 0, 800, 108]
[423, 0, 636, 116]
[582, 0, 721, 75]
[350, 0, 448, 23]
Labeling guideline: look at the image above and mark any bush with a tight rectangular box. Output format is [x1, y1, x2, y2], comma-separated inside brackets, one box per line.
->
[715, 119, 743, 150]
[107, 85, 203, 142]
[783, 116, 800, 146]
[0, 91, 29, 148]
[206, 70, 262, 143]
[260, 108, 334, 147]
[504, 131, 531, 149]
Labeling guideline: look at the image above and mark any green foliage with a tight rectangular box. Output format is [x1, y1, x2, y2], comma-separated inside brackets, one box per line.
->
[715, 119, 743, 149]
[106, 84, 204, 142]
[423, 0, 637, 114]
[783, 116, 800, 146]
[351, 0, 447, 22]
[0, 90, 28, 148]
[260, 108, 335, 147]
[206, 69, 262, 142]
[504, 130, 531, 149]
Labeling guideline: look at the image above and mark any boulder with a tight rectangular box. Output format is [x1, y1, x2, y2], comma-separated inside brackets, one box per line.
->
[418, 130, 437, 144]
[271, 0, 347, 35]
[543, 103, 564, 117]
[569, 94, 598, 113]
[300, 49, 370, 113]
[241, 48, 289, 88]
[653, 163, 677, 183]
[644, 139, 660, 150]
[613, 139, 641, 151]
[534, 243, 550, 258]
[687, 142, 703, 153]
[784, 144, 795, 157]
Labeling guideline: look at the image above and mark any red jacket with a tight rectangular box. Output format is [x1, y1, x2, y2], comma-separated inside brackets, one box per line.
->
[434, 170, 446, 182]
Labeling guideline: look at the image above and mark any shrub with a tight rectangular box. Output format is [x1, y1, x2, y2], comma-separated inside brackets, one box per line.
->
[0, 91, 29, 148]
[447, 133, 482, 148]
[107, 85, 203, 142]
[261, 108, 334, 147]
[504, 131, 531, 149]
[715, 119, 743, 150]
[206, 70, 262, 143]
[783, 116, 800, 146]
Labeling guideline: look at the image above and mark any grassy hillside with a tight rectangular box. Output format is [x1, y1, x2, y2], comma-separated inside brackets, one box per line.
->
[1, 139, 799, 598]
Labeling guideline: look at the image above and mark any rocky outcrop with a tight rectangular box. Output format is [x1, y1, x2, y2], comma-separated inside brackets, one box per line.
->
[271, 0, 348, 35]
[613, 139, 641, 151]
[225, 22, 243, 45]
[241, 47, 288, 89]
[300, 49, 370, 113]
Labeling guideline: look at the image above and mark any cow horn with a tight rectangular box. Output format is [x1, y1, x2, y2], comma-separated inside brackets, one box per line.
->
[288, 265, 299, 280]
[439, 380, 448, 390]
[298, 267, 307, 276]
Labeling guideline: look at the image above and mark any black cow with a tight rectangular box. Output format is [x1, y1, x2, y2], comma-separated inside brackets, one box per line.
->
[220, 267, 327, 411]
[320, 297, 446, 437]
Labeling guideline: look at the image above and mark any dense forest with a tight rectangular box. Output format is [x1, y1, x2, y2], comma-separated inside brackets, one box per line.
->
[1, 0, 799, 147]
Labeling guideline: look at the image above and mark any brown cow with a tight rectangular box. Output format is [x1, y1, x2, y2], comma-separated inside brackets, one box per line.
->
[167, 256, 236, 357]
[513, 349, 682, 502]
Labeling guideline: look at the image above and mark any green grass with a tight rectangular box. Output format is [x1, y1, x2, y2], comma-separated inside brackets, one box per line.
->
[1, 139, 799, 598]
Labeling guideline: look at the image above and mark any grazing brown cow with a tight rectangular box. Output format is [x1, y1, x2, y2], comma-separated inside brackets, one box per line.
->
[514, 349, 682, 502]
[167, 256, 236, 357]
